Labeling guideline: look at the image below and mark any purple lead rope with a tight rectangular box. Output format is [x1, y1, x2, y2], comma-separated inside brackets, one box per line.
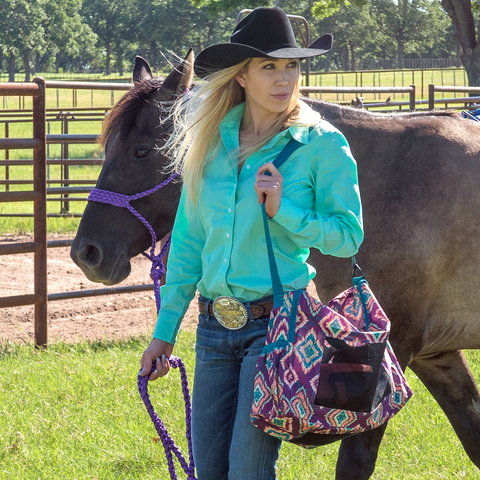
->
[88, 173, 197, 480]
[137, 358, 196, 480]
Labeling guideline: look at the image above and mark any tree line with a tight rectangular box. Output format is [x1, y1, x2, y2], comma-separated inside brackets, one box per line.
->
[0, 0, 479, 84]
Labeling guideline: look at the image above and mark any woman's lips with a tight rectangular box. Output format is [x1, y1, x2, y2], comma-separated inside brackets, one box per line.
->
[272, 93, 289, 101]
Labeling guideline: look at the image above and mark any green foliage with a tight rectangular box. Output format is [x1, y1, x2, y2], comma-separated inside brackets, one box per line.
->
[189, 0, 268, 15]
[0, 0, 45, 53]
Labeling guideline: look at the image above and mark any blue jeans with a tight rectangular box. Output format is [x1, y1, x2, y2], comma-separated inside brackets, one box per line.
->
[192, 299, 282, 480]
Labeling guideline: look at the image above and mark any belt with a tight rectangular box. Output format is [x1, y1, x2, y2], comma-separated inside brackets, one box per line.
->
[198, 296, 273, 330]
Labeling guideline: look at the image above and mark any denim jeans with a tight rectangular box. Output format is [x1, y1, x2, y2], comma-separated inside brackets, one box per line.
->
[192, 300, 282, 480]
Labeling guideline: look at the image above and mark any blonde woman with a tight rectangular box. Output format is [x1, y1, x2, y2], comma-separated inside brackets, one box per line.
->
[139, 7, 363, 479]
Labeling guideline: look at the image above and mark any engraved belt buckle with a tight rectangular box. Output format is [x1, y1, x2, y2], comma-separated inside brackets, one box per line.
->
[212, 296, 248, 330]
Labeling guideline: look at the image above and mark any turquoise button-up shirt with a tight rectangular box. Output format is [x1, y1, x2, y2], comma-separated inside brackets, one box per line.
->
[153, 102, 363, 344]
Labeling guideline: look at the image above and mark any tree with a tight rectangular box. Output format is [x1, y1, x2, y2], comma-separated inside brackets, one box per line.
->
[42, 0, 97, 73]
[311, 0, 480, 85]
[81, 0, 135, 74]
[134, 0, 239, 70]
[373, 0, 451, 68]
[0, 0, 45, 81]
[441, 0, 480, 85]
[315, 3, 381, 71]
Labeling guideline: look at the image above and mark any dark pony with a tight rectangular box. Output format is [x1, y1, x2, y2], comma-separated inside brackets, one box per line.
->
[72, 52, 480, 479]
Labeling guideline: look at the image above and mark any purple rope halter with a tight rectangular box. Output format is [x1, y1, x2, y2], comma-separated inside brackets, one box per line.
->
[88, 174, 197, 480]
[88, 173, 179, 312]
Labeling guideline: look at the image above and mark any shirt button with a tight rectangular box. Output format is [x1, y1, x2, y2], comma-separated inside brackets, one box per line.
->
[226, 233, 230, 238]
[222, 283, 225, 287]
[233, 184, 236, 188]
[228, 208, 232, 213]
[246, 164, 251, 169]
[224, 258, 227, 263]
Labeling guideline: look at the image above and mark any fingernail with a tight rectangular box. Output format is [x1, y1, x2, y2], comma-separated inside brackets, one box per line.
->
[153, 370, 158, 375]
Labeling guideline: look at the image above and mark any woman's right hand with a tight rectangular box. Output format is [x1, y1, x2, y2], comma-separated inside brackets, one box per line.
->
[139, 338, 174, 381]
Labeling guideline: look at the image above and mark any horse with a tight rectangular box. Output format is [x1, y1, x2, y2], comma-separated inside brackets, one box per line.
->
[71, 52, 480, 479]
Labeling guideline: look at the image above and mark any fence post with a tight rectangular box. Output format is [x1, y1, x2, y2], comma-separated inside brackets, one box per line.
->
[5, 122, 9, 192]
[33, 77, 48, 347]
[409, 85, 416, 111]
[428, 84, 435, 110]
[62, 116, 70, 213]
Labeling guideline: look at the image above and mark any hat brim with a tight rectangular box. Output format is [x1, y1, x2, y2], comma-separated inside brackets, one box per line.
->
[194, 34, 333, 79]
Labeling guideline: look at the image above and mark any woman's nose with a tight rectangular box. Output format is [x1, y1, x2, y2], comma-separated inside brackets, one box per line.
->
[276, 71, 288, 85]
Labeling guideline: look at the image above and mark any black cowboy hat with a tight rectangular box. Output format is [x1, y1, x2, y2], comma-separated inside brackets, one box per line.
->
[194, 6, 333, 79]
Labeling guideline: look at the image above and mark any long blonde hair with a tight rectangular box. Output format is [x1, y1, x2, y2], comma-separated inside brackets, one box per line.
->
[164, 59, 319, 204]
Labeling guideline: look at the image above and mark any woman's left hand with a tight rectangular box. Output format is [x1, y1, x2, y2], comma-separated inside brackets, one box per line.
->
[255, 162, 283, 218]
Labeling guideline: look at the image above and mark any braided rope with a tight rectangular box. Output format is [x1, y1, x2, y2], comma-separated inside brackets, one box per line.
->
[87, 172, 196, 479]
[138, 359, 196, 480]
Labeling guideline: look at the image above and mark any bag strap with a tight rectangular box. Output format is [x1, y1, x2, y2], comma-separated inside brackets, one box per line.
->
[261, 137, 303, 309]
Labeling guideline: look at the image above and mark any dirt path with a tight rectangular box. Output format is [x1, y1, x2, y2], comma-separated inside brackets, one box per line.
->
[0, 234, 317, 344]
[0, 234, 199, 343]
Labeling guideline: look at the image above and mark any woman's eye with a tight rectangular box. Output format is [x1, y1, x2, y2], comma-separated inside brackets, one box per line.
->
[135, 148, 149, 159]
[263, 63, 275, 70]
[288, 61, 298, 68]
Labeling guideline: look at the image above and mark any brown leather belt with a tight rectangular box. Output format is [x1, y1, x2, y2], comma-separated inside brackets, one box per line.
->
[198, 298, 273, 320]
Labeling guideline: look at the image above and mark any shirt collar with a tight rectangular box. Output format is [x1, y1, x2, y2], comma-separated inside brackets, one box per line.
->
[218, 102, 317, 152]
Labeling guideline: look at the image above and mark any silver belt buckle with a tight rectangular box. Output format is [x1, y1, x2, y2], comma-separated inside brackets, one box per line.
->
[212, 296, 248, 330]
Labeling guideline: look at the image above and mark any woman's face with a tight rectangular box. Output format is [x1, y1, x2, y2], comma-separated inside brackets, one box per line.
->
[235, 57, 300, 119]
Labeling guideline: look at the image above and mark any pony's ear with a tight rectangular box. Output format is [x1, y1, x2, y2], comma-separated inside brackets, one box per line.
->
[133, 56, 153, 84]
[157, 49, 194, 101]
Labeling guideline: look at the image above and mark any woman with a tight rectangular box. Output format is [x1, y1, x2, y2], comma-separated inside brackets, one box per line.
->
[139, 6, 363, 479]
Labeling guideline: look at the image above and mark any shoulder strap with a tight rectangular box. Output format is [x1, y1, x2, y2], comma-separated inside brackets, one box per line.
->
[262, 137, 303, 308]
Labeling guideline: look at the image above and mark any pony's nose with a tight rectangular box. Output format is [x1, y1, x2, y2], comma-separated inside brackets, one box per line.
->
[77, 243, 104, 270]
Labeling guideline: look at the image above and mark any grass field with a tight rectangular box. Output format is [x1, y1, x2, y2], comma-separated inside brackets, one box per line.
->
[1, 333, 479, 479]
[307, 68, 469, 104]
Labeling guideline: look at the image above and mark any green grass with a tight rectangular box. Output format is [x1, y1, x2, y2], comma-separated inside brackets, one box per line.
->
[1, 333, 480, 479]
[305, 68, 469, 105]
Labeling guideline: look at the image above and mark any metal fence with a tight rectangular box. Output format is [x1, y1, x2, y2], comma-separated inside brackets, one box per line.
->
[0, 79, 47, 345]
[0, 79, 154, 347]
[2, 80, 480, 346]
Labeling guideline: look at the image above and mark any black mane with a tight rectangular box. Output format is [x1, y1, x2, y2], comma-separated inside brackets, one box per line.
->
[100, 77, 165, 148]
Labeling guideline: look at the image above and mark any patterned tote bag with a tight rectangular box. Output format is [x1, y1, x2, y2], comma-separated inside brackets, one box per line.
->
[250, 139, 412, 448]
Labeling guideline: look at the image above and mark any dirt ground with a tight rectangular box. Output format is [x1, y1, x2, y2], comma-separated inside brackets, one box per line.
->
[0, 234, 318, 344]
[0, 234, 200, 344]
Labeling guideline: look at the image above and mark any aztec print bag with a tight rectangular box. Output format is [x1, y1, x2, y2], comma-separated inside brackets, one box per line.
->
[250, 138, 413, 448]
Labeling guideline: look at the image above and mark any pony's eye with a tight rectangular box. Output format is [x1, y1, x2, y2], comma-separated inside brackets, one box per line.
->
[135, 148, 149, 159]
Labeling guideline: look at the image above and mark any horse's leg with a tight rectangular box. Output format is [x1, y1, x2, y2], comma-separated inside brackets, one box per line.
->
[410, 350, 480, 468]
[335, 424, 388, 480]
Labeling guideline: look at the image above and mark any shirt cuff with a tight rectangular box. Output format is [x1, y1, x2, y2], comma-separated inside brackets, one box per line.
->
[152, 314, 182, 345]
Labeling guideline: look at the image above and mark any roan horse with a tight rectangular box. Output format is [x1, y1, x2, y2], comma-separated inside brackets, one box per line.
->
[71, 52, 480, 478]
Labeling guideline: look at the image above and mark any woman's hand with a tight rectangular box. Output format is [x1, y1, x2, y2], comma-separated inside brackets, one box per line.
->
[139, 338, 174, 381]
[254, 162, 283, 218]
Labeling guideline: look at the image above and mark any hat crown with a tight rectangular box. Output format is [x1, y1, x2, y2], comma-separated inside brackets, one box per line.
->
[230, 7, 298, 53]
